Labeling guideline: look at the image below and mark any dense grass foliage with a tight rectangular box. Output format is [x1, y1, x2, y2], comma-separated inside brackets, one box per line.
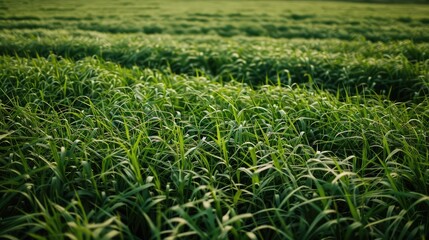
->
[1, 0, 429, 239]
[2, 55, 429, 239]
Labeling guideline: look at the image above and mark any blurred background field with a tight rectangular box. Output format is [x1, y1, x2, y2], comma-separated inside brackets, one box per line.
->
[1, 0, 429, 100]
[1, 0, 429, 41]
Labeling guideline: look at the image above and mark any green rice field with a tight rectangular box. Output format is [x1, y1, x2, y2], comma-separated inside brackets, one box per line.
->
[1, 0, 429, 239]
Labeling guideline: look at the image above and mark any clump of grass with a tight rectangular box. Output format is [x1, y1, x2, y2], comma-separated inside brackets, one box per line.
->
[1, 55, 428, 239]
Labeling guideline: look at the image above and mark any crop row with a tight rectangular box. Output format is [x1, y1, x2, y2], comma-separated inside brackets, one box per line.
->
[1, 17, 428, 43]
[1, 30, 428, 102]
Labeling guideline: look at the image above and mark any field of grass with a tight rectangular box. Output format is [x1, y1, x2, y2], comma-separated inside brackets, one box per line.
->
[1, 0, 429, 239]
